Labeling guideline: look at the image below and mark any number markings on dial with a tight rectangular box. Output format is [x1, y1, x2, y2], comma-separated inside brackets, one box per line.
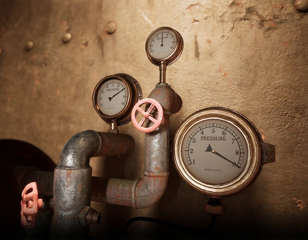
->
[181, 119, 248, 185]
[97, 79, 129, 116]
[148, 30, 177, 59]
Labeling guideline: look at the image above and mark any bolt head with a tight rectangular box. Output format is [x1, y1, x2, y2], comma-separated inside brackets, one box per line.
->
[105, 21, 117, 34]
[63, 33, 72, 43]
[294, 0, 308, 11]
[25, 41, 34, 51]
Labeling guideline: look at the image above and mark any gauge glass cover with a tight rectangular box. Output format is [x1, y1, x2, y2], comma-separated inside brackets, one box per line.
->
[147, 29, 177, 60]
[181, 118, 249, 185]
[97, 78, 129, 116]
[174, 108, 261, 196]
[145, 26, 183, 65]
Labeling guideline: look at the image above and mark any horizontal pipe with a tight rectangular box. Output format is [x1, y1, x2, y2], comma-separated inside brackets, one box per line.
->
[17, 117, 172, 209]
[59, 130, 101, 169]
[59, 130, 133, 169]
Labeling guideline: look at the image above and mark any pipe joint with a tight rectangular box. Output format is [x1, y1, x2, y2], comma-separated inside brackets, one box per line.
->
[134, 175, 168, 209]
[79, 206, 101, 226]
[59, 130, 102, 169]
[148, 83, 182, 115]
[53, 130, 134, 235]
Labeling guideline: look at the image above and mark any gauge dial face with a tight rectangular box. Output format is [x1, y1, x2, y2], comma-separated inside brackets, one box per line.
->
[147, 29, 177, 60]
[181, 119, 249, 185]
[145, 27, 183, 65]
[93, 73, 142, 125]
[96, 78, 130, 116]
[174, 108, 261, 196]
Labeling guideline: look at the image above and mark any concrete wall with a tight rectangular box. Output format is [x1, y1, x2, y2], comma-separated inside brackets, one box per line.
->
[0, 0, 308, 238]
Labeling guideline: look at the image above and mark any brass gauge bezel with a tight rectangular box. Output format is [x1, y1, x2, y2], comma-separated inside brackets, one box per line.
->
[92, 73, 142, 126]
[174, 107, 262, 197]
[145, 26, 184, 66]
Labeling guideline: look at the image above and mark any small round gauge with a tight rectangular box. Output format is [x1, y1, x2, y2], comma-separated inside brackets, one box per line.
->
[145, 26, 183, 65]
[174, 107, 262, 197]
[93, 74, 142, 125]
[97, 78, 130, 116]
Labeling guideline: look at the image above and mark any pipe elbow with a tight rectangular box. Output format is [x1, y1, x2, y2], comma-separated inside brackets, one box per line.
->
[134, 175, 168, 209]
[59, 130, 101, 169]
[105, 175, 168, 208]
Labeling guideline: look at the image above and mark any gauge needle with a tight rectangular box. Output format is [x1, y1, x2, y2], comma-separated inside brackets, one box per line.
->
[161, 32, 164, 47]
[108, 88, 125, 101]
[206, 144, 240, 168]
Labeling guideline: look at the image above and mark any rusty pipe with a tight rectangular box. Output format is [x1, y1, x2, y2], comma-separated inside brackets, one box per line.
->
[19, 84, 180, 231]
[58, 130, 133, 168]
[51, 130, 133, 236]
[105, 83, 181, 208]
[106, 121, 169, 208]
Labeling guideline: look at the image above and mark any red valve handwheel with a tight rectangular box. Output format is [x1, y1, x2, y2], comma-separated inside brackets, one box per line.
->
[20, 182, 43, 228]
[131, 98, 163, 133]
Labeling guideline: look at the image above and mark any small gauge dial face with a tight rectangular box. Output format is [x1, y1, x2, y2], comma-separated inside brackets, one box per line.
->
[145, 27, 183, 65]
[96, 78, 130, 116]
[147, 29, 177, 60]
[181, 119, 249, 185]
[93, 73, 142, 125]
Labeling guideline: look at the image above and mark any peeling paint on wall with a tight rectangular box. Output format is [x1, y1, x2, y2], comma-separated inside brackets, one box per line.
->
[194, 34, 200, 60]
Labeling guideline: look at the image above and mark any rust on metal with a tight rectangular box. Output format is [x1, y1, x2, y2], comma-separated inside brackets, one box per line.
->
[104, 83, 182, 209]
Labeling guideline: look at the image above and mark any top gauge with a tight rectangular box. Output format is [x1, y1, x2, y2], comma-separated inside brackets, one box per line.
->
[145, 26, 183, 66]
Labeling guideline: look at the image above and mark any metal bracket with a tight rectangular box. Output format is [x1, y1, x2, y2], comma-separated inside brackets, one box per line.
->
[261, 142, 275, 164]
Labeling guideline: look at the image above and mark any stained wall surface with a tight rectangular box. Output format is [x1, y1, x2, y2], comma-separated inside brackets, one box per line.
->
[0, 0, 308, 238]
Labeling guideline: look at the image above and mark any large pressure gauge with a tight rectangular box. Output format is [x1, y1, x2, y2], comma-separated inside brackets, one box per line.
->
[92, 73, 142, 126]
[174, 107, 268, 197]
[145, 26, 183, 66]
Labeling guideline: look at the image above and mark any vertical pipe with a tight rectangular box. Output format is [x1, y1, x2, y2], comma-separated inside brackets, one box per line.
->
[106, 84, 182, 208]
[51, 130, 134, 237]
[51, 168, 91, 237]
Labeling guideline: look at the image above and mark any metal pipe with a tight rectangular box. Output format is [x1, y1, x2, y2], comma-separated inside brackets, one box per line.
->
[159, 62, 167, 83]
[105, 83, 181, 208]
[15, 169, 106, 203]
[52, 167, 92, 237]
[58, 130, 102, 168]
[106, 121, 169, 208]
[19, 84, 181, 233]
[51, 130, 134, 236]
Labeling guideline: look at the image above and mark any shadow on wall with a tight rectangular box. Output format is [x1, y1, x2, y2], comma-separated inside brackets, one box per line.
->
[0, 139, 55, 237]
[0, 0, 53, 31]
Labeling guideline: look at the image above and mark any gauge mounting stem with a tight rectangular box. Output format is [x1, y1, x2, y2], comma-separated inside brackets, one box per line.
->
[159, 61, 167, 83]
[110, 120, 119, 134]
